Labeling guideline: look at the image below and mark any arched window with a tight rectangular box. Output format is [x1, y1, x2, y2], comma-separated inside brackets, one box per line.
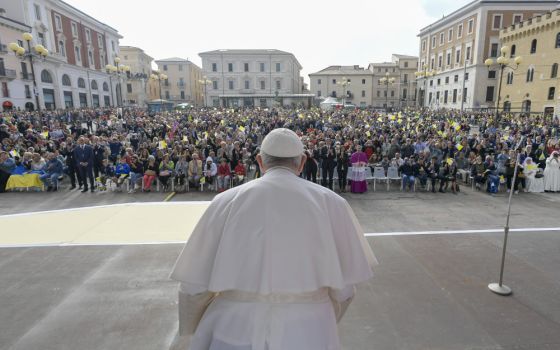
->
[526, 68, 534, 82]
[61, 74, 71, 86]
[41, 70, 53, 83]
[78, 77, 86, 88]
[530, 39, 537, 54]
[521, 100, 531, 113]
[91, 80, 98, 90]
[510, 44, 516, 57]
[503, 101, 511, 112]
[103, 82, 109, 92]
[556, 32, 560, 48]
[548, 87, 556, 100]
[551, 63, 558, 79]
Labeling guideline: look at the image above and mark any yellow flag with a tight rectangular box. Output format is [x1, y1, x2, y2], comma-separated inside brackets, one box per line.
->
[366, 131, 371, 137]
[183, 136, 188, 142]
[200, 177, 206, 184]
[158, 140, 167, 149]
[397, 119, 403, 124]
[188, 115, 193, 122]
[437, 130, 443, 136]
[447, 158, 454, 165]
[221, 119, 225, 125]
[41, 131, 49, 138]
[239, 125, 246, 132]
[389, 115, 396, 121]
[204, 131, 209, 139]
[456, 144, 463, 151]
[377, 117, 383, 122]
[9, 150, 19, 158]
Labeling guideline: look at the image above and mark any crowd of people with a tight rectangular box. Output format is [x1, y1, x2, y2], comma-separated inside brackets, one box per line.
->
[1, 106, 559, 196]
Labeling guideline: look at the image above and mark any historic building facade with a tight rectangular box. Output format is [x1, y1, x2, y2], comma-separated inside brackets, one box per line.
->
[120, 46, 152, 107]
[417, 0, 557, 111]
[0, 0, 121, 110]
[499, 9, 560, 116]
[154, 57, 203, 107]
[200, 49, 311, 108]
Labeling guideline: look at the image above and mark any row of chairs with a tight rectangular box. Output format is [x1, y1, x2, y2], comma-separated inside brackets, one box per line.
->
[318, 166, 410, 191]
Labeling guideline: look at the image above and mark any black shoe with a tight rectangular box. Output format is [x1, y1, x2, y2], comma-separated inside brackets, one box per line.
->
[90, 188, 95, 193]
[81, 188, 88, 193]
[47, 186, 52, 192]
[439, 189, 445, 193]
[70, 185, 76, 190]
[52, 187, 58, 192]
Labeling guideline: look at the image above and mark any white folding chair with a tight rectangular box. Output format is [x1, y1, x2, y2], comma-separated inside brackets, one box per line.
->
[387, 166, 402, 191]
[372, 167, 387, 191]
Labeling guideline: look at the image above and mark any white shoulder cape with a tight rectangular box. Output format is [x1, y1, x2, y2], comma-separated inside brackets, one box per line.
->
[170, 168, 377, 294]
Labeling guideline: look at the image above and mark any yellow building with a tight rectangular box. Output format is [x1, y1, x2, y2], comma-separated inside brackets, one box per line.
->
[155, 58, 203, 107]
[499, 9, 560, 116]
[119, 46, 153, 107]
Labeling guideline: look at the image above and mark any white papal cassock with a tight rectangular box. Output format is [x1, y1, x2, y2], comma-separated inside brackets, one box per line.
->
[171, 167, 377, 350]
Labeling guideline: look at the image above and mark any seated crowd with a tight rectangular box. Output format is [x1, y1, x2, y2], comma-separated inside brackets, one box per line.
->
[0, 106, 559, 196]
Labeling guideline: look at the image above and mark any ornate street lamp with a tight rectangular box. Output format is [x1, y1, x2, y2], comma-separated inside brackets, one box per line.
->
[336, 76, 351, 106]
[198, 76, 212, 108]
[485, 46, 522, 123]
[105, 57, 130, 107]
[380, 72, 395, 112]
[9, 33, 48, 111]
[415, 64, 433, 108]
[150, 70, 168, 111]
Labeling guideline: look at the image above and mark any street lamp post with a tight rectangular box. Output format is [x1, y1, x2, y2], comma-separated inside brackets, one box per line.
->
[336, 77, 350, 106]
[485, 46, 522, 124]
[150, 71, 168, 112]
[105, 58, 130, 107]
[415, 64, 433, 108]
[380, 72, 395, 112]
[9, 33, 48, 112]
[198, 76, 212, 108]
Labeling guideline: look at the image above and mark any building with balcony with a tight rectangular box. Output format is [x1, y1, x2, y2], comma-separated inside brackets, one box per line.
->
[0, 0, 121, 110]
[417, 0, 556, 111]
[309, 54, 418, 109]
[120, 46, 152, 107]
[153, 57, 203, 107]
[200, 49, 312, 108]
[0, 14, 34, 110]
[499, 9, 560, 117]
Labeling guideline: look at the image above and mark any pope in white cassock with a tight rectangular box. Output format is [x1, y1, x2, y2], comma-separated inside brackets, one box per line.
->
[170, 128, 377, 350]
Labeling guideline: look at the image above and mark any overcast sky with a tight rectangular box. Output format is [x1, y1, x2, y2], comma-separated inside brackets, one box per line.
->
[65, 0, 472, 82]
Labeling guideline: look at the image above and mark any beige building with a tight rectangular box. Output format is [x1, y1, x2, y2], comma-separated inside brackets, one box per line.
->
[146, 69, 161, 101]
[199, 49, 311, 108]
[309, 65, 373, 108]
[499, 9, 560, 116]
[309, 54, 418, 109]
[417, 0, 556, 111]
[119, 46, 153, 107]
[155, 57, 203, 107]
[0, 15, 34, 110]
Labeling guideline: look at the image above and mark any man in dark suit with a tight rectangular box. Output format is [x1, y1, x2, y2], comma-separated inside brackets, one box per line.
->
[320, 138, 337, 190]
[74, 136, 95, 192]
[60, 139, 82, 190]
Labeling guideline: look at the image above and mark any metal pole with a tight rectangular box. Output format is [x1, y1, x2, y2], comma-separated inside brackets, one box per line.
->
[159, 78, 163, 112]
[26, 41, 41, 112]
[108, 74, 114, 107]
[495, 64, 505, 124]
[461, 60, 468, 113]
[488, 151, 520, 296]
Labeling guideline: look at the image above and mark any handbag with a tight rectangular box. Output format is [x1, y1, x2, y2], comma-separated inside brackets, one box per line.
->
[160, 170, 171, 176]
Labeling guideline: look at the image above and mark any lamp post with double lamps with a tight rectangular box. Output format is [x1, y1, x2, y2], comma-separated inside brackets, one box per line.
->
[336, 76, 350, 106]
[105, 57, 130, 107]
[150, 71, 168, 112]
[9, 33, 48, 111]
[380, 72, 395, 112]
[198, 76, 212, 108]
[484, 46, 522, 124]
[415, 64, 433, 108]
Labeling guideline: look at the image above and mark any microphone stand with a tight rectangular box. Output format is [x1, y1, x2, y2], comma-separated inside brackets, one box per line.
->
[488, 138, 524, 296]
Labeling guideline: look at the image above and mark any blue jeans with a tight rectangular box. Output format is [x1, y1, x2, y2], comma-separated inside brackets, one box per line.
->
[40, 172, 61, 188]
[402, 175, 415, 190]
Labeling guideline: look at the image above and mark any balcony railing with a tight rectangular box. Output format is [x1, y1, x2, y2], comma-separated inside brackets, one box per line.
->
[177, 82, 186, 87]
[0, 69, 17, 79]
[21, 72, 33, 80]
